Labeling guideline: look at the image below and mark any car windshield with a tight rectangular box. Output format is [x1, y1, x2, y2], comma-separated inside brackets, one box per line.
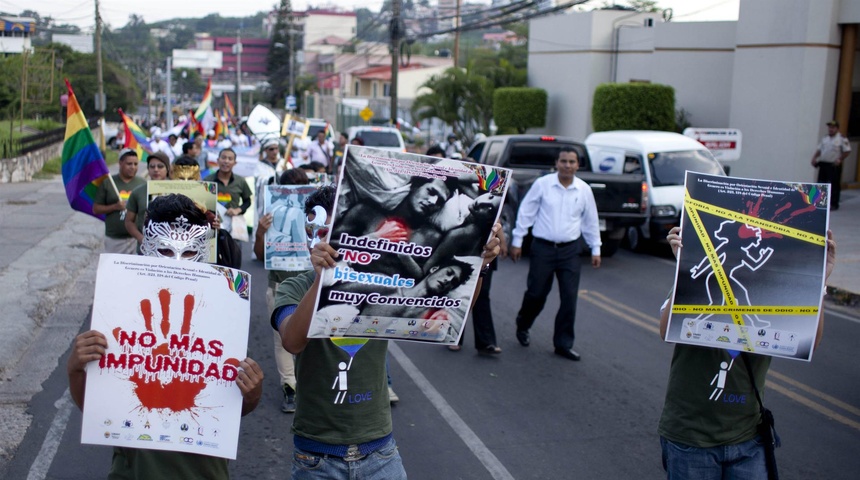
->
[307, 125, 327, 138]
[649, 150, 723, 186]
[355, 131, 401, 147]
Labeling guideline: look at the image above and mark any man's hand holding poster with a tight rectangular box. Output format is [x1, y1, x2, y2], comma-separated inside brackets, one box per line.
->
[264, 185, 319, 271]
[309, 145, 511, 345]
[81, 254, 251, 459]
[667, 172, 829, 361]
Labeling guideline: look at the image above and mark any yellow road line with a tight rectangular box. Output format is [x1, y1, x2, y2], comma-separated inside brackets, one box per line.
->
[767, 380, 860, 432]
[580, 291, 660, 335]
[768, 370, 860, 418]
[582, 290, 661, 326]
[582, 290, 860, 432]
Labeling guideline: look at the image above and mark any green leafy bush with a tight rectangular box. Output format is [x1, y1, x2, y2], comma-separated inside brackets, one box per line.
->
[592, 83, 675, 132]
[493, 87, 547, 134]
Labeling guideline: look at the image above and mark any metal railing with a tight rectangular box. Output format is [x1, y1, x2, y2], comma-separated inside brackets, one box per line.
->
[0, 119, 99, 158]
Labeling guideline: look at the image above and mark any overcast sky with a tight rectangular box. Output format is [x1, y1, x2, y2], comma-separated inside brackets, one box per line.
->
[21, 0, 740, 31]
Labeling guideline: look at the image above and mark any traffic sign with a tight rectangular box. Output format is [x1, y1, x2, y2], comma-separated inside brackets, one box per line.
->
[359, 106, 374, 122]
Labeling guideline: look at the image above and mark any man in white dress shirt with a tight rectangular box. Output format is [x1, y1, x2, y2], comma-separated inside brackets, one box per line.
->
[509, 147, 601, 361]
[303, 131, 333, 173]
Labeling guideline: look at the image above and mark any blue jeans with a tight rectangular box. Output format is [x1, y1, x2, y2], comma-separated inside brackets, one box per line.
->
[661, 436, 768, 480]
[291, 437, 407, 479]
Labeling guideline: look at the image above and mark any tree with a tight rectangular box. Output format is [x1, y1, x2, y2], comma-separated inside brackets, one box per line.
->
[411, 67, 494, 144]
[494, 87, 547, 133]
[267, 0, 296, 106]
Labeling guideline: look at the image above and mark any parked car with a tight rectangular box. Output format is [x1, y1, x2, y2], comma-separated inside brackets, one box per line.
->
[584, 130, 726, 251]
[467, 134, 647, 257]
[102, 122, 123, 149]
[347, 126, 406, 152]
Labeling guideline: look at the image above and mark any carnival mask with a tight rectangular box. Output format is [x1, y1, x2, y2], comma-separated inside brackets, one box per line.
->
[171, 164, 201, 181]
[305, 205, 329, 248]
[141, 214, 212, 262]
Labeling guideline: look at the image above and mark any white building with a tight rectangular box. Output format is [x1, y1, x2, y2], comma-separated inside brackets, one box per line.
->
[0, 15, 35, 54]
[528, 0, 860, 186]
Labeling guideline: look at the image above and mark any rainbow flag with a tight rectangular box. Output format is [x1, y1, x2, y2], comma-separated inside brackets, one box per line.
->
[223, 93, 236, 121]
[213, 108, 223, 139]
[62, 79, 110, 220]
[194, 79, 213, 124]
[118, 108, 150, 160]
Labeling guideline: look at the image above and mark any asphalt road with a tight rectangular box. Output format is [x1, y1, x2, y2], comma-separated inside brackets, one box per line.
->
[3, 244, 859, 480]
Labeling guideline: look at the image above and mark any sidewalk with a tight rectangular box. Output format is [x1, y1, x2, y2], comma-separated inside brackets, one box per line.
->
[827, 188, 860, 305]
[0, 174, 103, 466]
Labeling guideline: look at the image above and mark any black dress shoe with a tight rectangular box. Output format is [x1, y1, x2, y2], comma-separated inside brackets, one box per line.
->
[554, 348, 581, 361]
[516, 330, 530, 346]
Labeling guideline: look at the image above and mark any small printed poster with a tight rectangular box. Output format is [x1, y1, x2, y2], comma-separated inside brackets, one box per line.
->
[147, 180, 218, 263]
[264, 184, 319, 271]
[81, 254, 251, 459]
[667, 172, 829, 361]
[308, 145, 511, 345]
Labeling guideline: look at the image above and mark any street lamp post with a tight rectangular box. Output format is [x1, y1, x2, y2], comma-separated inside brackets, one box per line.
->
[234, 31, 243, 118]
[180, 70, 186, 111]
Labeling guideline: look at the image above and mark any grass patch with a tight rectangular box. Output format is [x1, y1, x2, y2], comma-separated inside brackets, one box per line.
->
[36, 148, 119, 179]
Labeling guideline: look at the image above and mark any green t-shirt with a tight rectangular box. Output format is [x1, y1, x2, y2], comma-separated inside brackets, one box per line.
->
[95, 174, 145, 238]
[109, 447, 228, 480]
[126, 183, 148, 236]
[274, 271, 392, 445]
[658, 344, 771, 448]
[204, 172, 252, 213]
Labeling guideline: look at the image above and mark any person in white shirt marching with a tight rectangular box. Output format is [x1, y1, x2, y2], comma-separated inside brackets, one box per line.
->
[509, 147, 601, 362]
[303, 131, 333, 173]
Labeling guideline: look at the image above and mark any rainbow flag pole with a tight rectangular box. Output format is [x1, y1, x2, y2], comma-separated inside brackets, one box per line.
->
[62, 79, 118, 220]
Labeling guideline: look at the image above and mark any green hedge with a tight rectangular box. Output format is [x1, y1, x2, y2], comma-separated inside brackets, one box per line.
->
[494, 87, 547, 133]
[592, 83, 675, 132]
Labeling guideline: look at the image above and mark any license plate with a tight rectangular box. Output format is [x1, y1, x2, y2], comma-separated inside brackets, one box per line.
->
[599, 219, 606, 232]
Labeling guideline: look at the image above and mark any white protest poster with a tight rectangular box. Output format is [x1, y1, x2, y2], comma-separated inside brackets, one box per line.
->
[666, 172, 829, 361]
[308, 145, 511, 345]
[264, 184, 319, 271]
[81, 254, 251, 459]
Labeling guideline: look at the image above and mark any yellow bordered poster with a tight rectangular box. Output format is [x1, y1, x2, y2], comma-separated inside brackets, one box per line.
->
[666, 172, 829, 361]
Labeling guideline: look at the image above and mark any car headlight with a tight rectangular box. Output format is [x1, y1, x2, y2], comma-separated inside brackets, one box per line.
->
[651, 205, 677, 217]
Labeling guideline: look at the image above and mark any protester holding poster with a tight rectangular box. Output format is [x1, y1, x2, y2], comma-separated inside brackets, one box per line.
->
[270, 185, 502, 478]
[657, 226, 836, 480]
[67, 194, 262, 478]
[314, 146, 509, 344]
[253, 169, 316, 414]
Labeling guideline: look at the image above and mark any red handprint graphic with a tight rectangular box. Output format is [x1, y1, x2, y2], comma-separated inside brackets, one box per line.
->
[98, 288, 239, 414]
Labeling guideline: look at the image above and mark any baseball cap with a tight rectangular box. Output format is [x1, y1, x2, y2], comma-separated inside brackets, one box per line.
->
[826, 120, 839, 127]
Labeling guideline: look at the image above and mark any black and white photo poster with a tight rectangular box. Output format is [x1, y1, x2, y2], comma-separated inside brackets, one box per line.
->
[667, 172, 829, 361]
[309, 146, 511, 344]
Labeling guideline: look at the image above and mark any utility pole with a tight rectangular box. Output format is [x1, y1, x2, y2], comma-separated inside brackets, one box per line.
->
[453, 0, 461, 68]
[235, 29, 243, 118]
[288, 18, 296, 110]
[166, 57, 173, 128]
[390, 0, 401, 126]
[95, 0, 105, 117]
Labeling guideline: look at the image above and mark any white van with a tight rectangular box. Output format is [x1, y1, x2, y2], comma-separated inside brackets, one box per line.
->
[347, 126, 406, 152]
[585, 130, 725, 250]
